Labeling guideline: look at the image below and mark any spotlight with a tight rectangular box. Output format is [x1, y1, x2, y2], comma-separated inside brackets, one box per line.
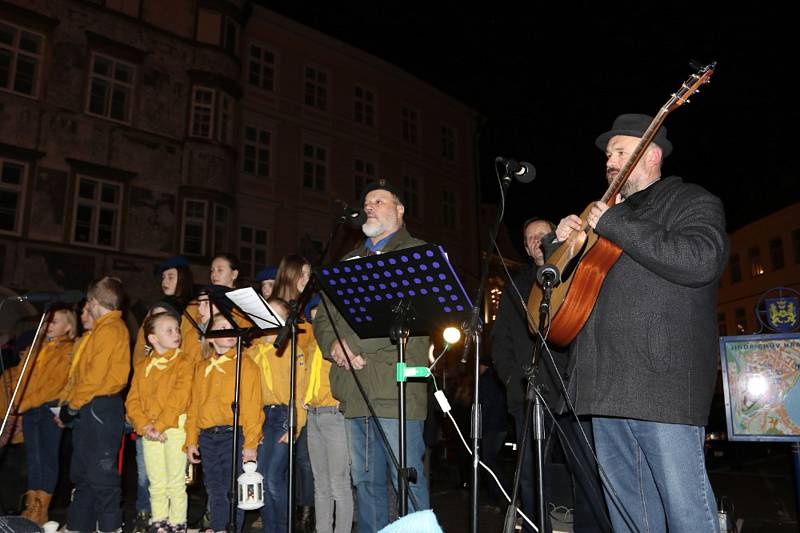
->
[443, 326, 461, 345]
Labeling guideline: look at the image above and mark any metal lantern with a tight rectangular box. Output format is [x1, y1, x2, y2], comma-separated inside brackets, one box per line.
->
[237, 461, 264, 510]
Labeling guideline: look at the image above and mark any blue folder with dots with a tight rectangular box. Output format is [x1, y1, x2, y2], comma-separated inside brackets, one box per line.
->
[315, 243, 474, 339]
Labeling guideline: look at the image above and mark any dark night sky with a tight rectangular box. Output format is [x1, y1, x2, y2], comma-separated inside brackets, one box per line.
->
[261, 2, 799, 241]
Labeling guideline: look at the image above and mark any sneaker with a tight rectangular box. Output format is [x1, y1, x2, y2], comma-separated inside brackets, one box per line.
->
[148, 520, 170, 533]
[131, 512, 150, 533]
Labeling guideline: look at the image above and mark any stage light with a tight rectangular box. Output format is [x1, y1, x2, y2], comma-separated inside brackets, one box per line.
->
[443, 326, 461, 345]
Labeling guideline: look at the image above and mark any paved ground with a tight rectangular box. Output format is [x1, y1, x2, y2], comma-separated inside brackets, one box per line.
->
[1, 432, 798, 532]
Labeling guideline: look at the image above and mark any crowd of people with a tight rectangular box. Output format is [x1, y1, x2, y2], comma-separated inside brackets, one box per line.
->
[0, 110, 729, 533]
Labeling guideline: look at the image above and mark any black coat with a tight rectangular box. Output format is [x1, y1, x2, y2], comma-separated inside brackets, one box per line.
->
[569, 176, 728, 426]
[491, 265, 569, 414]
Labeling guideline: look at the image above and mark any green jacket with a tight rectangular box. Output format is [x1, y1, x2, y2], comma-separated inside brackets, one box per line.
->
[312, 227, 430, 419]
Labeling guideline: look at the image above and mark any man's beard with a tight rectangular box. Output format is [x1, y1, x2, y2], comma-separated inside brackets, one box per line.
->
[362, 219, 385, 237]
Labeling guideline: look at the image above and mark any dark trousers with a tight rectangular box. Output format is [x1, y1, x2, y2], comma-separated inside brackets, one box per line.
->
[199, 428, 245, 533]
[67, 395, 124, 532]
[22, 402, 63, 492]
[257, 405, 289, 533]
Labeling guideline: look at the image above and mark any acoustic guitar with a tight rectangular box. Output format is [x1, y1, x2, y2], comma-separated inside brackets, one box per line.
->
[527, 62, 715, 347]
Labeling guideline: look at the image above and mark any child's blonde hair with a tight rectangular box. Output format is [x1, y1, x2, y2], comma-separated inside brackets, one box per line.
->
[49, 307, 78, 340]
[142, 312, 179, 354]
[87, 276, 124, 311]
[202, 313, 234, 359]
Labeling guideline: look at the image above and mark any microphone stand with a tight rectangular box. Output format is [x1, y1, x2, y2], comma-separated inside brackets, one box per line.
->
[461, 170, 517, 533]
[502, 266, 557, 533]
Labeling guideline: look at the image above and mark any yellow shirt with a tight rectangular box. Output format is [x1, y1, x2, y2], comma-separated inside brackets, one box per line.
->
[125, 348, 194, 434]
[303, 333, 338, 409]
[16, 337, 73, 413]
[184, 348, 264, 450]
[246, 332, 308, 435]
[65, 310, 131, 410]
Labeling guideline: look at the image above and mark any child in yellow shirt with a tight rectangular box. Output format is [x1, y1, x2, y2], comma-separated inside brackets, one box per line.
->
[185, 313, 263, 533]
[58, 277, 130, 533]
[15, 306, 76, 525]
[125, 312, 193, 533]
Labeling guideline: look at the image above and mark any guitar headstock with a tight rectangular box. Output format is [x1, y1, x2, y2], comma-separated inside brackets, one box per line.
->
[665, 61, 715, 112]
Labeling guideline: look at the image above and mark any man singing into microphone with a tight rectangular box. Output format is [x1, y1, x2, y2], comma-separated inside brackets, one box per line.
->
[313, 179, 430, 532]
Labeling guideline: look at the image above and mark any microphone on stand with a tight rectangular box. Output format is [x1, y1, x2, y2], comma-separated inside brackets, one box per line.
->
[495, 156, 536, 183]
[334, 199, 367, 227]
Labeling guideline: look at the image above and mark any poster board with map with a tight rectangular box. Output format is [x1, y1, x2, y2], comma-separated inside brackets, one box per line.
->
[720, 333, 800, 442]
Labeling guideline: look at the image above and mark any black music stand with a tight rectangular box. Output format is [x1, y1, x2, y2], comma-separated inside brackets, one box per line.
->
[188, 285, 283, 533]
[315, 243, 473, 515]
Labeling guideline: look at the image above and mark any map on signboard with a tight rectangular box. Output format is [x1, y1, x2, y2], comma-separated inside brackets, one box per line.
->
[720, 334, 800, 441]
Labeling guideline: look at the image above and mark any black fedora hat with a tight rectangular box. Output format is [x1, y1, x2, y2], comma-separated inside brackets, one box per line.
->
[595, 113, 673, 157]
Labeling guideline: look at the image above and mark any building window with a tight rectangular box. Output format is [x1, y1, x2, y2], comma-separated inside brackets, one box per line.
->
[196, 8, 238, 54]
[86, 53, 135, 123]
[441, 125, 455, 160]
[304, 66, 327, 111]
[401, 106, 418, 144]
[302, 143, 326, 191]
[72, 176, 122, 248]
[769, 237, 784, 271]
[240, 225, 268, 279]
[0, 158, 26, 234]
[402, 175, 420, 219]
[729, 254, 741, 283]
[748, 246, 764, 277]
[248, 44, 275, 91]
[222, 16, 238, 55]
[353, 159, 377, 201]
[0, 21, 44, 97]
[218, 93, 234, 145]
[190, 86, 214, 139]
[717, 312, 727, 336]
[793, 229, 800, 264]
[354, 86, 374, 126]
[734, 308, 748, 335]
[181, 198, 207, 256]
[442, 189, 457, 230]
[213, 204, 229, 254]
[243, 126, 271, 177]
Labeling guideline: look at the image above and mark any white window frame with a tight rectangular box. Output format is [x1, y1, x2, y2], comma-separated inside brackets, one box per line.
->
[189, 86, 215, 139]
[71, 175, 123, 250]
[0, 20, 44, 98]
[85, 52, 136, 124]
[0, 158, 27, 235]
[181, 198, 208, 256]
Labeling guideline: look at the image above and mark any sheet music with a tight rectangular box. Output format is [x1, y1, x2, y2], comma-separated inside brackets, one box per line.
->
[225, 287, 285, 329]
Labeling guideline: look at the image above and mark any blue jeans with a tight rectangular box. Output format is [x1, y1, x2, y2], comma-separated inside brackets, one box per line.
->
[199, 428, 245, 533]
[593, 417, 719, 533]
[135, 436, 151, 514]
[349, 417, 429, 532]
[257, 405, 289, 533]
[67, 395, 124, 532]
[22, 403, 62, 492]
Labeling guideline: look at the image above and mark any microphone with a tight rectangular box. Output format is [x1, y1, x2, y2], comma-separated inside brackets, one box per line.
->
[495, 156, 536, 183]
[536, 264, 560, 286]
[8, 290, 85, 304]
[334, 198, 367, 227]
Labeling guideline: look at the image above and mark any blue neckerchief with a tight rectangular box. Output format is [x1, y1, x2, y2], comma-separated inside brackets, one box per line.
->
[364, 232, 397, 254]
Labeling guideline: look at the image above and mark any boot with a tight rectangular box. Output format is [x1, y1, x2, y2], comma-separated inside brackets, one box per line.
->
[20, 490, 41, 523]
[36, 491, 52, 525]
[295, 505, 314, 533]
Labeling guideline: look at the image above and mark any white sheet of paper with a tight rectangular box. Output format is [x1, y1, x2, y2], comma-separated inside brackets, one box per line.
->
[50, 407, 60, 416]
[225, 287, 285, 329]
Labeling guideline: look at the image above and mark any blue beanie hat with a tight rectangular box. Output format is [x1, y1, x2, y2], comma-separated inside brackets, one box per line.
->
[157, 255, 189, 275]
[255, 266, 278, 282]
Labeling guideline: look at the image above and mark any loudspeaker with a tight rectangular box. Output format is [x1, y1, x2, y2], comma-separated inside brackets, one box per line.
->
[0, 516, 42, 533]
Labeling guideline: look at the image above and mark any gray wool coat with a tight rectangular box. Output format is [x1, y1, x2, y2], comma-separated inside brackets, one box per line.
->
[568, 175, 729, 426]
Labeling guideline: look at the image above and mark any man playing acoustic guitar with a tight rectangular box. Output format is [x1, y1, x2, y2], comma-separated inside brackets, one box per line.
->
[554, 113, 728, 532]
